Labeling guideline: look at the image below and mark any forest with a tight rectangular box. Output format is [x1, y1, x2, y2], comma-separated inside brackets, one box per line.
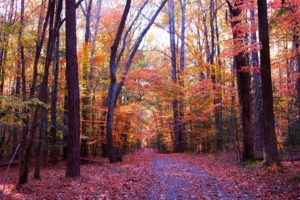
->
[0, 0, 299, 199]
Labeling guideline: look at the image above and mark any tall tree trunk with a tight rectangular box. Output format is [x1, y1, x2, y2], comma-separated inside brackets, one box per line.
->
[257, 0, 281, 167]
[178, 0, 186, 153]
[291, 9, 300, 120]
[50, 32, 60, 164]
[215, 0, 223, 152]
[227, 0, 254, 161]
[34, 0, 62, 179]
[65, 0, 81, 177]
[63, 86, 68, 160]
[106, 0, 131, 163]
[0, 49, 7, 95]
[211, 0, 223, 152]
[250, 7, 263, 159]
[296, 37, 300, 120]
[17, 0, 29, 187]
[30, 0, 50, 99]
[17, 2, 49, 180]
[198, 0, 210, 76]
[168, 0, 180, 153]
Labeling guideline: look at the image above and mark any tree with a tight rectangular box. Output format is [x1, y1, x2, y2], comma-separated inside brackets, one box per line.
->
[49, 32, 60, 164]
[178, 0, 186, 153]
[227, 0, 254, 161]
[106, 0, 132, 163]
[106, 0, 168, 162]
[257, 0, 281, 167]
[167, 0, 181, 153]
[65, 0, 81, 177]
[250, 3, 263, 160]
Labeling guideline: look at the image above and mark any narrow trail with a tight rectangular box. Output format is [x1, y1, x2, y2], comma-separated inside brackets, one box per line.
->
[145, 150, 251, 200]
[0, 149, 298, 199]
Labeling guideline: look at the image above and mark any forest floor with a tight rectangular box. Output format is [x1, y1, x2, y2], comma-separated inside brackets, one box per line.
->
[0, 148, 299, 200]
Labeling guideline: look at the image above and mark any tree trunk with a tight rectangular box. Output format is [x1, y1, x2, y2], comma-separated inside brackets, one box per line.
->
[168, 0, 180, 153]
[214, 0, 223, 152]
[210, 0, 223, 152]
[227, 0, 254, 161]
[63, 87, 68, 160]
[106, 0, 167, 161]
[106, 0, 131, 163]
[50, 33, 60, 164]
[257, 0, 281, 167]
[178, 0, 186, 153]
[251, 8, 263, 159]
[30, 0, 50, 99]
[33, 0, 62, 179]
[33, 107, 47, 179]
[17, 0, 28, 186]
[65, 0, 81, 177]
[297, 39, 300, 120]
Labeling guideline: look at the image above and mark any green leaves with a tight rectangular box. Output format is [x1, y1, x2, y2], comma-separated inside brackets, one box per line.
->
[0, 96, 46, 127]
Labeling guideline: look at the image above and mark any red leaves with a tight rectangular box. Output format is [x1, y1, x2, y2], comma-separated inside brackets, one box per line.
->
[1, 151, 299, 199]
[183, 153, 300, 199]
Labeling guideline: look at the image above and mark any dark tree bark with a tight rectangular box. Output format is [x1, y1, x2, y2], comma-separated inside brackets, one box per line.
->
[257, 0, 281, 167]
[34, 0, 62, 179]
[0, 49, 6, 95]
[106, 0, 132, 163]
[15, 0, 26, 98]
[30, 0, 50, 99]
[198, 0, 210, 67]
[65, 0, 81, 177]
[291, 8, 300, 120]
[227, 0, 254, 161]
[50, 32, 60, 164]
[168, 0, 180, 153]
[297, 38, 300, 120]
[17, 0, 29, 186]
[106, 0, 167, 162]
[16, 2, 49, 182]
[214, 0, 223, 152]
[178, 0, 186, 153]
[210, 0, 223, 152]
[63, 87, 68, 160]
[250, 7, 263, 159]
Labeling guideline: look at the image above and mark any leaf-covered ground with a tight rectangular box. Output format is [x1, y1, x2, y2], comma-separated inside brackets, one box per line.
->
[0, 149, 299, 199]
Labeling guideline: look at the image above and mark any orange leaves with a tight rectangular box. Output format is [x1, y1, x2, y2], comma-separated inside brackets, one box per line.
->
[93, 54, 106, 64]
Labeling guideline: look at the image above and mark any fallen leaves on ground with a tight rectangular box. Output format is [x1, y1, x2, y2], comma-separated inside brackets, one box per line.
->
[0, 149, 299, 199]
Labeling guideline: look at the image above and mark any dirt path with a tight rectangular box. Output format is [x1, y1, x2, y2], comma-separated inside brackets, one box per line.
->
[146, 153, 251, 200]
[0, 149, 298, 199]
